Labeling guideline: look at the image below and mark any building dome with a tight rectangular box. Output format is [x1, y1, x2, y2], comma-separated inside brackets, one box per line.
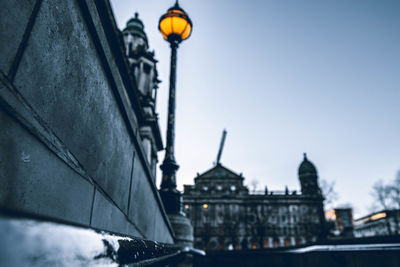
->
[298, 153, 317, 175]
[123, 12, 148, 45]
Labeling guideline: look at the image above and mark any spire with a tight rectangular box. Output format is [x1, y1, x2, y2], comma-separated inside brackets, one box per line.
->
[303, 152, 307, 160]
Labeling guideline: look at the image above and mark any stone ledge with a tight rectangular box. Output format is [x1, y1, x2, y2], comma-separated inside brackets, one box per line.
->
[0, 210, 204, 267]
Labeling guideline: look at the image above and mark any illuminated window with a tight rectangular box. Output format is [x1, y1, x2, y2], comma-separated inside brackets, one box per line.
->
[184, 204, 189, 209]
[251, 243, 257, 249]
[203, 204, 208, 210]
[263, 240, 268, 248]
[285, 239, 290, 247]
[370, 212, 387, 221]
[216, 185, 222, 191]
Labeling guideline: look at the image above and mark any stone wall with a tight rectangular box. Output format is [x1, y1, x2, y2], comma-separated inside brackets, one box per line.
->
[0, 0, 173, 243]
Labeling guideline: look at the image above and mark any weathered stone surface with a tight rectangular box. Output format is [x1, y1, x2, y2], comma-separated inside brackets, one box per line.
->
[0, 107, 94, 226]
[0, 0, 36, 73]
[129, 155, 157, 239]
[128, 154, 173, 242]
[1, 0, 173, 244]
[13, 0, 133, 214]
[154, 211, 175, 244]
[91, 189, 144, 238]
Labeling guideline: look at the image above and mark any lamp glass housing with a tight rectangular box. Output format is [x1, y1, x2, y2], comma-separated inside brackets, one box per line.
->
[159, 7, 192, 42]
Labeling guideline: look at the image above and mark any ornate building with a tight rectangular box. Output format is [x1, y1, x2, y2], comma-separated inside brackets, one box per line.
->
[122, 13, 163, 180]
[183, 154, 325, 250]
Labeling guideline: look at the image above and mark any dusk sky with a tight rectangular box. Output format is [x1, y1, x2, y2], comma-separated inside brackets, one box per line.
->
[110, 0, 400, 217]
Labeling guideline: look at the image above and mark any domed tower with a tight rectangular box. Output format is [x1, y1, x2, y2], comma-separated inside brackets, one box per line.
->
[122, 12, 160, 111]
[122, 13, 163, 181]
[123, 12, 149, 55]
[298, 153, 321, 195]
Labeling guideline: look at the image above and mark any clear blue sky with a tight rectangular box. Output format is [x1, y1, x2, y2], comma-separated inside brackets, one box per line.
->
[110, 0, 400, 217]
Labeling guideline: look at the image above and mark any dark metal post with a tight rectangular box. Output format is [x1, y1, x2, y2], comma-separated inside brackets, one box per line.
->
[158, 4, 194, 246]
[159, 40, 182, 215]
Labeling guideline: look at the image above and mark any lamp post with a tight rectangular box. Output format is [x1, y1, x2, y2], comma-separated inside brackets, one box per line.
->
[158, 1, 192, 215]
[158, 1, 194, 247]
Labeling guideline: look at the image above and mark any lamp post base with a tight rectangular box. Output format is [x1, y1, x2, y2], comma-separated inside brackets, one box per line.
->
[168, 213, 194, 247]
[159, 189, 193, 247]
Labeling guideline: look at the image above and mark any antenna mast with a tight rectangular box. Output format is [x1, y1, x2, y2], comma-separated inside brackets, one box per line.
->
[216, 129, 227, 165]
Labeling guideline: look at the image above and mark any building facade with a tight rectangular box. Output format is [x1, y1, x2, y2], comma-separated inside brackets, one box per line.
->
[122, 12, 163, 181]
[183, 154, 325, 250]
[325, 208, 354, 237]
[354, 210, 400, 238]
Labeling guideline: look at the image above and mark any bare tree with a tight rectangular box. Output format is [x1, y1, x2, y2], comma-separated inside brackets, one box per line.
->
[388, 171, 400, 208]
[320, 179, 339, 209]
[370, 171, 400, 211]
[371, 180, 392, 210]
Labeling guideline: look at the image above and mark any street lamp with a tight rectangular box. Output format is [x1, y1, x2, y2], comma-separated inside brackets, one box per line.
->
[159, 1, 192, 215]
[159, 3, 192, 44]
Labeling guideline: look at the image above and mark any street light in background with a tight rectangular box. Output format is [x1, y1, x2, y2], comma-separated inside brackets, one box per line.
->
[158, 1, 194, 246]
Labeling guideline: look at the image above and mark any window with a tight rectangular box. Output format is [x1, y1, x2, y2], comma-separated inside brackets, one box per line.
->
[285, 239, 290, 247]
[143, 63, 151, 74]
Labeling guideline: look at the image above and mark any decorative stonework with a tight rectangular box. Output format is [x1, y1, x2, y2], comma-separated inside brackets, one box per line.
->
[183, 158, 325, 250]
